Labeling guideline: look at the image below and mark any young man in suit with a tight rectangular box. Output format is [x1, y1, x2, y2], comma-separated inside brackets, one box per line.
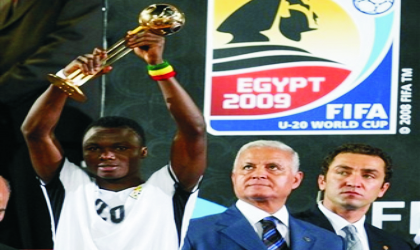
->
[182, 140, 344, 250]
[294, 143, 413, 250]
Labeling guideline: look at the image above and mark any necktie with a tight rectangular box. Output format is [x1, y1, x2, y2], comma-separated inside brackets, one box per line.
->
[342, 225, 363, 250]
[260, 216, 289, 250]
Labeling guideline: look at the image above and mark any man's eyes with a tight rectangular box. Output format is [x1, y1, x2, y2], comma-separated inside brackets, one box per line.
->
[243, 165, 253, 170]
[86, 146, 99, 151]
[337, 170, 350, 176]
[363, 174, 376, 179]
[336, 170, 376, 179]
[84, 146, 129, 151]
[115, 146, 128, 151]
[242, 165, 281, 170]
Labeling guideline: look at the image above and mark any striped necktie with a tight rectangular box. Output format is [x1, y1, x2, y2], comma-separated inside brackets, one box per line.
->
[342, 225, 363, 250]
[261, 216, 289, 250]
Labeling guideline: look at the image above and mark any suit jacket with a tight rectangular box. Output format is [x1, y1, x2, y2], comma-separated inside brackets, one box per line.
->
[293, 206, 414, 250]
[0, 242, 17, 250]
[182, 204, 345, 250]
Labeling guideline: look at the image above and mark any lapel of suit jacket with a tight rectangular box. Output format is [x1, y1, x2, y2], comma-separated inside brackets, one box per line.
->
[311, 206, 336, 232]
[0, 0, 36, 30]
[364, 223, 390, 250]
[289, 216, 317, 249]
[218, 205, 267, 250]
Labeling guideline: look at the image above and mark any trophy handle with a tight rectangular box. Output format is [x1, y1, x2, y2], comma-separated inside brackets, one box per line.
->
[47, 26, 144, 103]
[103, 26, 146, 66]
[48, 74, 88, 102]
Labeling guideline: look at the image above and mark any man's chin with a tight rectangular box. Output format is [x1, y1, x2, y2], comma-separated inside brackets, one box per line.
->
[341, 201, 365, 211]
[97, 173, 121, 180]
[246, 192, 272, 201]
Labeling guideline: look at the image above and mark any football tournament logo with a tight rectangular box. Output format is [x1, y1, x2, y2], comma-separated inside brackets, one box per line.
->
[204, 0, 400, 135]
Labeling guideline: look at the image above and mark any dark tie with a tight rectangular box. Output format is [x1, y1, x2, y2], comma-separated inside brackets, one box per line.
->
[342, 225, 363, 250]
[260, 216, 289, 250]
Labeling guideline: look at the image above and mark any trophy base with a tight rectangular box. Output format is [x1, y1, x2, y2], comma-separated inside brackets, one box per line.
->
[47, 74, 87, 102]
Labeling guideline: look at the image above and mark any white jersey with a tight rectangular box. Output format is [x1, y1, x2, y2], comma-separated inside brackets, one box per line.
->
[49, 158, 198, 250]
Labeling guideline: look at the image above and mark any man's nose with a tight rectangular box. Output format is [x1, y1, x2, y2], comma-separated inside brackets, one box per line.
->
[251, 166, 267, 179]
[346, 173, 362, 187]
[99, 149, 116, 160]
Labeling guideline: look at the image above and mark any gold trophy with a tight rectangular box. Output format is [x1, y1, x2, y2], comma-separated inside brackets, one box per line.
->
[48, 4, 185, 102]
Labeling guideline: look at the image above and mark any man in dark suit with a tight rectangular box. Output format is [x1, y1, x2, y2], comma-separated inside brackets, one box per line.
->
[182, 140, 344, 250]
[294, 143, 413, 250]
[0, 176, 11, 225]
[0, 0, 102, 248]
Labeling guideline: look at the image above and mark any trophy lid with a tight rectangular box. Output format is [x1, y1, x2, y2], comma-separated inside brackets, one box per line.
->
[139, 4, 185, 36]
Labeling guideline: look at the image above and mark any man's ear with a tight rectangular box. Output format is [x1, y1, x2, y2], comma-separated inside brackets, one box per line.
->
[292, 171, 304, 190]
[377, 182, 390, 198]
[318, 175, 326, 191]
[140, 147, 148, 158]
[231, 171, 236, 186]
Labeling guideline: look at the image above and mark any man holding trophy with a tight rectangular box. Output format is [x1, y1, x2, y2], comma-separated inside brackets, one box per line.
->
[21, 10, 207, 249]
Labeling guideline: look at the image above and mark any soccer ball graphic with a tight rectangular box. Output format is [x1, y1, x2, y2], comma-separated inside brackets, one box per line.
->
[354, 0, 394, 15]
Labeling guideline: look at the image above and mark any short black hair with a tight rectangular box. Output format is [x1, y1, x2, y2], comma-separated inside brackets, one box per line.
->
[84, 116, 146, 146]
[321, 143, 393, 183]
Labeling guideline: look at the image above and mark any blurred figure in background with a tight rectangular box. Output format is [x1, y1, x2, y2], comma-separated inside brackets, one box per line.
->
[0, 176, 17, 250]
[0, 0, 103, 248]
[0, 176, 11, 223]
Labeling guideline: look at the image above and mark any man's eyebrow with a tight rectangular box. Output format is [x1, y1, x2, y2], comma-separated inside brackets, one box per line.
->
[333, 165, 353, 170]
[334, 165, 380, 173]
[361, 169, 380, 173]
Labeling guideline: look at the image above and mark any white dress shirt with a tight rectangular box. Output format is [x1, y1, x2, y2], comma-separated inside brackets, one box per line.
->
[318, 202, 370, 250]
[236, 200, 290, 246]
[414, 228, 420, 245]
